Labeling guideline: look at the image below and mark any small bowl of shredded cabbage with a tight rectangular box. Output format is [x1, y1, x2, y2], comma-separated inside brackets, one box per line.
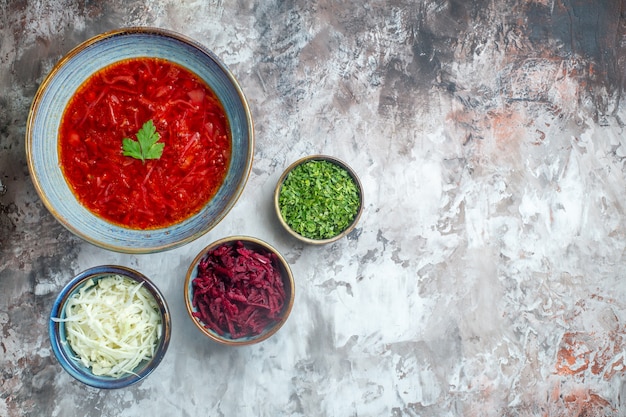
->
[49, 265, 171, 389]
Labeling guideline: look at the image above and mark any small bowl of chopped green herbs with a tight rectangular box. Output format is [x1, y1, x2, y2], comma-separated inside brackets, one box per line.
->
[49, 265, 171, 389]
[274, 155, 363, 244]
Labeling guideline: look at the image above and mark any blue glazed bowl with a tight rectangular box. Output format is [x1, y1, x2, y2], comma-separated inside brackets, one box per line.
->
[184, 236, 295, 346]
[49, 265, 171, 389]
[26, 27, 254, 253]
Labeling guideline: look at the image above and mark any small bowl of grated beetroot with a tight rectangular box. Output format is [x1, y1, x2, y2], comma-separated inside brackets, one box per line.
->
[184, 236, 295, 345]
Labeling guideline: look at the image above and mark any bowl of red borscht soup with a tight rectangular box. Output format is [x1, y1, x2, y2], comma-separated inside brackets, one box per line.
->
[26, 27, 254, 253]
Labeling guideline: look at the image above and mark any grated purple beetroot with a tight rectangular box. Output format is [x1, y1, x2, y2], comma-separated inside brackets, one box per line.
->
[191, 241, 286, 338]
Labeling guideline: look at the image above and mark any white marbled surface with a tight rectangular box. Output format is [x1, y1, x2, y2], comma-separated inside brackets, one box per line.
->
[2, 1, 626, 416]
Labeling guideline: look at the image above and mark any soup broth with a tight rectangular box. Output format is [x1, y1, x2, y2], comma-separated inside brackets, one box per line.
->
[58, 57, 231, 230]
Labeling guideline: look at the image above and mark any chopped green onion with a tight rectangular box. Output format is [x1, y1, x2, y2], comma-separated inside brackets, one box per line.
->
[278, 160, 360, 240]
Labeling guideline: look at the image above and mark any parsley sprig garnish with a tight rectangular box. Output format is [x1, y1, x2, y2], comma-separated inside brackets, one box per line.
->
[122, 120, 164, 163]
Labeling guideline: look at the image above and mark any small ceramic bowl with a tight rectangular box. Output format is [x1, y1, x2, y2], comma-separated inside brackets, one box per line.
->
[274, 155, 364, 245]
[49, 265, 171, 389]
[184, 236, 295, 346]
[26, 27, 254, 253]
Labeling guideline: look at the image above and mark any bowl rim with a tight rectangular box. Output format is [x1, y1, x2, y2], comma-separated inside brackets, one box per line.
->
[184, 235, 295, 346]
[25, 26, 254, 254]
[273, 154, 364, 245]
[49, 265, 172, 389]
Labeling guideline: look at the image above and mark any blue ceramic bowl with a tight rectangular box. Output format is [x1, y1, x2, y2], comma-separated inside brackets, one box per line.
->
[184, 236, 295, 346]
[49, 265, 171, 389]
[26, 27, 254, 253]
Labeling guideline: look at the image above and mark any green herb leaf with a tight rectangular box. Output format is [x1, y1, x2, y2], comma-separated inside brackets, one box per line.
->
[122, 120, 164, 163]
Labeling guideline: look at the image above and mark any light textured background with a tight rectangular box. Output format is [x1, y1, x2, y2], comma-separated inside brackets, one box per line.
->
[2, 1, 626, 416]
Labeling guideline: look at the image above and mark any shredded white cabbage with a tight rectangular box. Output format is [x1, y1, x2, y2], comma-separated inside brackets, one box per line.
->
[53, 274, 162, 378]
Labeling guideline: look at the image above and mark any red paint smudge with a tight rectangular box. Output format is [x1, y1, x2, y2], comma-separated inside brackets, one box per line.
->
[555, 327, 626, 380]
[547, 385, 616, 417]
